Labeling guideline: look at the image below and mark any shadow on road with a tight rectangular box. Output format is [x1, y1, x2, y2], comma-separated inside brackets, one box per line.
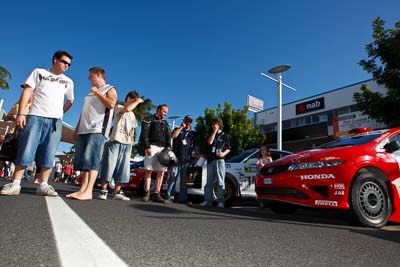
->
[131, 200, 400, 244]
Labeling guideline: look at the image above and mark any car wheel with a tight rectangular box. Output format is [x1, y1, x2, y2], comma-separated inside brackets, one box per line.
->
[269, 203, 297, 214]
[349, 173, 391, 228]
[212, 179, 236, 206]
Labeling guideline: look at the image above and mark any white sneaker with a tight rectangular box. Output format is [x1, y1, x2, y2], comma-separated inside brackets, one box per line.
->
[217, 203, 225, 208]
[98, 190, 108, 200]
[112, 191, 130, 201]
[200, 201, 212, 207]
[36, 185, 58, 196]
[1, 183, 21, 195]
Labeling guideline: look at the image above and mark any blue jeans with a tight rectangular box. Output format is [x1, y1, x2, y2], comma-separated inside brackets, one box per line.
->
[165, 165, 178, 200]
[16, 115, 62, 168]
[165, 162, 190, 201]
[23, 168, 30, 181]
[100, 141, 132, 183]
[74, 133, 106, 171]
[204, 159, 225, 204]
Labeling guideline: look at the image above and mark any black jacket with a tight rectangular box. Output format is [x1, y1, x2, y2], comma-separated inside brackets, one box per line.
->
[140, 114, 171, 149]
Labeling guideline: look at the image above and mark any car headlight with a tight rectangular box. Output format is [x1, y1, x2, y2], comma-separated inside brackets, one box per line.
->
[288, 160, 345, 171]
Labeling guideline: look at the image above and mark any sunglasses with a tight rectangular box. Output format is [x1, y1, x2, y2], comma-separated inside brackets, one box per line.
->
[59, 59, 71, 67]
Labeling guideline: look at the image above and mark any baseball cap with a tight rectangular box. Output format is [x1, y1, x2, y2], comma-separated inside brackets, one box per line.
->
[183, 115, 193, 123]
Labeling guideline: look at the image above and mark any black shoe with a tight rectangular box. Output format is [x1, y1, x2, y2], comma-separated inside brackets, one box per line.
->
[152, 194, 170, 204]
[142, 191, 150, 202]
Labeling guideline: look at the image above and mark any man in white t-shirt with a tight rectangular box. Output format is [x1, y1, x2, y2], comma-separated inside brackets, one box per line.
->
[1, 50, 74, 196]
[54, 161, 63, 182]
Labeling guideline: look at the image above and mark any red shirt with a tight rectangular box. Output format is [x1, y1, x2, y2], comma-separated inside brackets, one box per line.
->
[64, 164, 73, 175]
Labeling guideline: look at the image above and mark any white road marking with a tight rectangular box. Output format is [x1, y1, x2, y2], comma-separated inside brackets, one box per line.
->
[382, 225, 400, 231]
[45, 197, 128, 267]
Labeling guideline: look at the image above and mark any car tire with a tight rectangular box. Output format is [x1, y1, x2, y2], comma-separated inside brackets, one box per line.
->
[349, 172, 391, 228]
[269, 202, 297, 214]
[212, 179, 236, 206]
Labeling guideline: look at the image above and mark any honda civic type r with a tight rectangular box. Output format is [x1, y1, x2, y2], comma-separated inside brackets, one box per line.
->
[255, 128, 400, 228]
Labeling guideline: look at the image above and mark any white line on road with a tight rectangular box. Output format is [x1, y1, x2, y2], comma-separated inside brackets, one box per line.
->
[45, 197, 128, 267]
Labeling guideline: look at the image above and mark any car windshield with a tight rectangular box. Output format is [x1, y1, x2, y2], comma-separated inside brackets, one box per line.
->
[318, 133, 382, 148]
[227, 149, 257, 163]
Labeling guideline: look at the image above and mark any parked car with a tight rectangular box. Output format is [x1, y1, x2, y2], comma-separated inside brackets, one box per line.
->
[122, 160, 168, 194]
[255, 127, 400, 228]
[181, 148, 292, 205]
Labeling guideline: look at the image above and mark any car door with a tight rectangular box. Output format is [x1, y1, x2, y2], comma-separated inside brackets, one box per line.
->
[238, 151, 259, 195]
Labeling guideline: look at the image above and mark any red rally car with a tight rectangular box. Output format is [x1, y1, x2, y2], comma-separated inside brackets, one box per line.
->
[255, 127, 400, 228]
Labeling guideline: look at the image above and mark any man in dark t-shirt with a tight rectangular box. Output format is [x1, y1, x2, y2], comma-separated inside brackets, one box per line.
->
[166, 115, 199, 203]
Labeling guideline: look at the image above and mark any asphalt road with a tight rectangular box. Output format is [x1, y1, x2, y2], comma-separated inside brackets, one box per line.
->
[1, 178, 400, 267]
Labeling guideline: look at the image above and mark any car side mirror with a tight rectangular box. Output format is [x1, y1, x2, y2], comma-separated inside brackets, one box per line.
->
[384, 140, 400, 153]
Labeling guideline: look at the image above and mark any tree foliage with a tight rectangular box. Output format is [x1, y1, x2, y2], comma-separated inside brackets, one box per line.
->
[195, 102, 266, 157]
[0, 66, 11, 90]
[117, 96, 154, 123]
[353, 17, 400, 127]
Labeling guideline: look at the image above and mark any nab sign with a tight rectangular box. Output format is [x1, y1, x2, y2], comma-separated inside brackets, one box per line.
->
[296, 97, 325, 115]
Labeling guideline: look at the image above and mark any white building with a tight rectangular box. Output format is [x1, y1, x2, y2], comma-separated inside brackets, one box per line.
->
[255, 79, 386, 152]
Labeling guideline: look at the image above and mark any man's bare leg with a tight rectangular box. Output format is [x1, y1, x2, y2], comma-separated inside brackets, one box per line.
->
[72, 170, 98, 200]
[66, 171, 89, 198]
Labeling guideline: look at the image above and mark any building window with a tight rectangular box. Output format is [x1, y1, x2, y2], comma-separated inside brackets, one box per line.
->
[297, 118, 307, 126]
[319, 114, 328, 122]
[283, 120, 291, 129]
[312, 114, 320, 123]
[350, 105, 360, 112]
[336, 106, 350, 116]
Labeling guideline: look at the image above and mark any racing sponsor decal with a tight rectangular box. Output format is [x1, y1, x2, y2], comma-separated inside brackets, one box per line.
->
[334, 191, 344, 196]
[300, 174, 336, 180]
[290, 153, 313, 163]
[333, 183, 345, 190]
[321, 156, 340, 161]
[315, 200, 338, 207]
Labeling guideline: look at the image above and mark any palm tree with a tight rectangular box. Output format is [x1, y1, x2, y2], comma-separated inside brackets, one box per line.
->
[133, 97, 154, 122]
[117, 96, 154, 123]
[0, 66, 11, 90]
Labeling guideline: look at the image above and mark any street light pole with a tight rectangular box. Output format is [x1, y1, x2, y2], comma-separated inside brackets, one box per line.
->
[260, 64, 296, 150]
[168, 115, 180, 130]
[277, 72, 283, 151]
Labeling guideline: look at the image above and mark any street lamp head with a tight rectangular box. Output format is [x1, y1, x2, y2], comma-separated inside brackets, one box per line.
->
[268, 64, 291, 74]
[168, 115, 180, 120]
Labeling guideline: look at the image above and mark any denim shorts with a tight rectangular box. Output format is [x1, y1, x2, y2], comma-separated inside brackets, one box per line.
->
[16, 115, 62, 168]
[100, 141, 132, 183]
[73, 133, 106, 171]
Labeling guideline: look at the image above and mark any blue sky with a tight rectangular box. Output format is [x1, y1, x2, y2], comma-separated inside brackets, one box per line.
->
[1, 0, 399, 152]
